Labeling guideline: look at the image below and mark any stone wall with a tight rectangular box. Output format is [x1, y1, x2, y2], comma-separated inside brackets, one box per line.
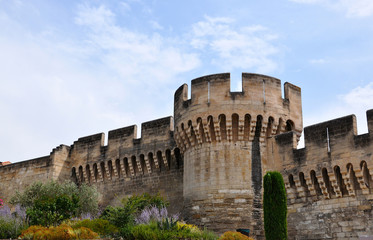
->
[174, 73, 302, 236]
[2, 72, 373, 239]
[273, 110, 373, 239]
[0, 156, 52, 200]
[0, 116, 184, 213]
[68, 116, 184, 212]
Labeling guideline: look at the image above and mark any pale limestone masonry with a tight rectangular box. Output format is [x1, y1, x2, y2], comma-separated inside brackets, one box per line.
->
[0, 72, 372, 239]
[173, 73, 302, 236]
[274, 113, 373, 239]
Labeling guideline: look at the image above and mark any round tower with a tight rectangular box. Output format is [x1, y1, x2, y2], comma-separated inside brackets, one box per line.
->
[173, 73, 302, 236]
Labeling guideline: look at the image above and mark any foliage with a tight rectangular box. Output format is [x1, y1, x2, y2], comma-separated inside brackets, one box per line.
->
[157, 217, 178, 231]
[10, 180, 99, 217]
[0, 204, 28, 239]
[131, 207, 216, 240]
[19, 224, 99, 240]
[135, 206, 178, 225]
[100, 205, 133, 229]
[176, 221, 201, 234]
[0, 215, 28, 238]
[101, 192, 168, 228]
[118, 223, 135, 240]
[26, 194, 79, 226]
[131, 221, 217, 240]
[10, 180, 99, 226]
[219, 231, 254, 240]
[122, 192, 168, 212]
[263, 171, 287, 240]
[100, 196, 216, 240]
[70, 218, 118, 237]
[0, 198, 3, 207]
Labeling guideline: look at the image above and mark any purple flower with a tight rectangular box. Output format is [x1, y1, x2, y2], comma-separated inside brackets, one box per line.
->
[0, 204, 11, 217]
[135, 206, 179, 225]
[12, 205, 26, 219]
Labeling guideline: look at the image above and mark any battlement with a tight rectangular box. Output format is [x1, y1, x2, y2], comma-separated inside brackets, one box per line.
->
[174, 73, 301, 115]
[69, 116, 174, 154]
[275, 112, 372, 162]
[174, 73, 303, 152]
[272, 110, 373, 206]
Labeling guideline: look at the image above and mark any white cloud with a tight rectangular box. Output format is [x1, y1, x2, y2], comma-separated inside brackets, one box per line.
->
[339, 0, 373, 17]
[334, 83, 373, 134]
[75, 4, 115, 28]
[339, 82, 373, 110]
[304, 82, 373, 135]
[75, 4, 200, 84]
[149, 20, 163, 30]
[309, 58, 327, 64]
[289, 0, 373, 17]
[190, 16, 279, 73]
[0, 2, 283, 163]
[0, 3, 201, 162]
[297, 82, 373, 149]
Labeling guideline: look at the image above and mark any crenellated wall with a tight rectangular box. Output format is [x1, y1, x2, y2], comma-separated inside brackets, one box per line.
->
[0, 116, 184, 213]
[272, 110, 373, 239]
[68, 116, 184, 211]
[2, 72, 373, 239]
[174, 73, 302, 236]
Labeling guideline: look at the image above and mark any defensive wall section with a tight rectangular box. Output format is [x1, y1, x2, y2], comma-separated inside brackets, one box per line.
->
[272, 111, 373, 239]
[1, 72, 373, 239]
[0, 116, 184, 213]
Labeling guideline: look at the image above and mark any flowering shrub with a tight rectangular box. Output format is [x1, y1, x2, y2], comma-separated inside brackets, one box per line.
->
[0, 199, 3, 208]
[219, 231, 254, 240]
[131, 221, 217, 240]
[101, 192, 168, 228]
[19, 224, 99, 240]
[135, 206, 179, 225]
[10, 180, 99, 226]
[0, 204, 28, 239]
[176, 221, 201, 233]
[70, 218, 118, 237]
[10, 180, 99, 220]
[131, 207, 216, 240]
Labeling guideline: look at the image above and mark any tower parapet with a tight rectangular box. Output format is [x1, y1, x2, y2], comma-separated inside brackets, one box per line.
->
[174, 73, 302, 235]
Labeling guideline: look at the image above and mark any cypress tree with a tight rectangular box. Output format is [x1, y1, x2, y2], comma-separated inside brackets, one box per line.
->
[263, 171, 287, 240]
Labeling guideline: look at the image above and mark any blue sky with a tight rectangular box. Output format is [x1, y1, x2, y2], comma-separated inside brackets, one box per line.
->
[1, 0, 373, 163]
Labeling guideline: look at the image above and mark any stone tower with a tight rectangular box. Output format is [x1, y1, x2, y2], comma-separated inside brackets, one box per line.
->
[173, 73, 302, 235]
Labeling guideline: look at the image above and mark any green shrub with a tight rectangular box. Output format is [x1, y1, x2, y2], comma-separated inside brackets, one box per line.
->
[219, 231, 254, 240]
[131, 222, 165, 240]
[0, 204, 28, 238]
[27, 194, 79, 226]
[119, 223, 135, 240]
[176, 222, 217, 240]
[19, 224, 99, 240]
[71, 218, 118, 237]
[10, 180, 99, 226]
[0, 215, 28, 239]
[10, 180, 99, 218]
[100, 192, 168, 228]
[131, 221, 217, 240]
[263, 171, 287, 240]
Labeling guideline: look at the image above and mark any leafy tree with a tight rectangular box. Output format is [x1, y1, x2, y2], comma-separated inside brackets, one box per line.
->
[26, 194, 79, 226]
[263, 171, 287, 240]
[10, 180, 99, 226]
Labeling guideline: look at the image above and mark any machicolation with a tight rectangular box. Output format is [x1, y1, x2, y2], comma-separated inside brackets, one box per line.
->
[1, 72, 373, 239]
